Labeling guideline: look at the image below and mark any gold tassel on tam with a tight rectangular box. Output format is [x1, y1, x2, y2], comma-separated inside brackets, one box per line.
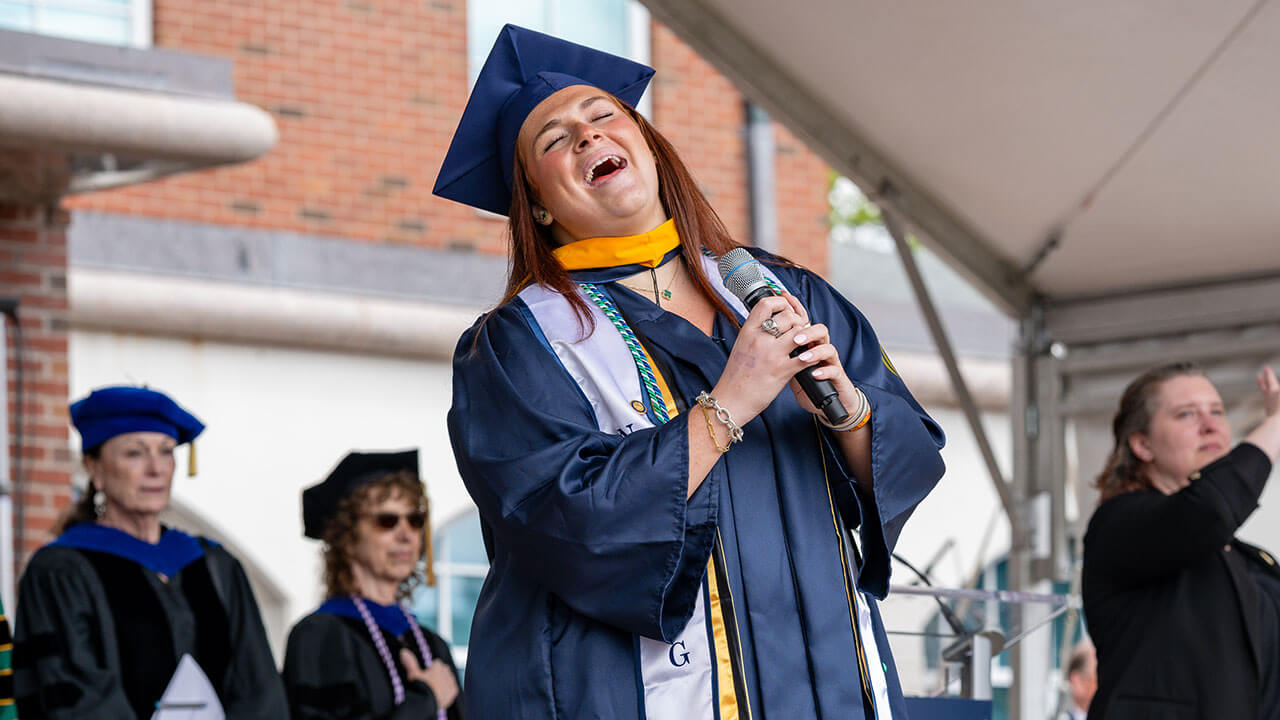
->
[188, 441, 198, 477]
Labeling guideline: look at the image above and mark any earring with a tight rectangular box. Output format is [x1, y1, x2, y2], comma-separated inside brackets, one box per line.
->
[537, 209, 549, 224]
[93, 490, 106, 517]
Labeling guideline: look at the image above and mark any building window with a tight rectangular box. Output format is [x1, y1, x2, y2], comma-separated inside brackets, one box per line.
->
[467, 0, 651, 101]
[0, 0, 151, 47]
[410, 509, 489, 670]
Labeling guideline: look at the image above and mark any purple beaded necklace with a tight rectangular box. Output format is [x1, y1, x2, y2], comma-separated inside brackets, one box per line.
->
[352, 595, 447, 719]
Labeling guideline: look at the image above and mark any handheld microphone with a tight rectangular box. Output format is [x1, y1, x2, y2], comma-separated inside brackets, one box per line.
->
[717, 248, 849, 425]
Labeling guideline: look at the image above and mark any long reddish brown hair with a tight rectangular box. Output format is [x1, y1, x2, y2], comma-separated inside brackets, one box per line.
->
[1094, 361, 1207, 502]
[502, 93, 744, 334]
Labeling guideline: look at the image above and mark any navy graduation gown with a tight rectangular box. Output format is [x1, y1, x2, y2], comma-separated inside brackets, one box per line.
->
[449, 255, 945, 719]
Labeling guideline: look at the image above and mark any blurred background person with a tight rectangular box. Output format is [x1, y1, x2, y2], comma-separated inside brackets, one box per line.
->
[13, 386, 287, 718]
[283, 449, 462, 720]
[0, 596, 13, 720]
[1060, 640, 1096, 720]
[1083, 363, 1280, 719]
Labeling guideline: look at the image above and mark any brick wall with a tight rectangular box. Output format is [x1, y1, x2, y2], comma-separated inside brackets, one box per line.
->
[63, 2, 831, 272]
[775, 124, 831, 273]
[64, 0, 509, 254]
[1, 203, 74, 567]
[649, 23, 752, 248]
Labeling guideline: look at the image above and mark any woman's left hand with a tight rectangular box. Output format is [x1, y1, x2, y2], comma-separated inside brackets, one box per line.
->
[775, 292, 859, 418]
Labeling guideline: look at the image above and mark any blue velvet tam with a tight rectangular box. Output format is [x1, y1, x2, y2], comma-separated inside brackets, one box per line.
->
[69, 386, 204, 452]
[432, 23, 655, 216]
[302, 449, 420, 539]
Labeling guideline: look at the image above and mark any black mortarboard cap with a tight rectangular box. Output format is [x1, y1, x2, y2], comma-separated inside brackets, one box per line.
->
[302, 449, 420, 539]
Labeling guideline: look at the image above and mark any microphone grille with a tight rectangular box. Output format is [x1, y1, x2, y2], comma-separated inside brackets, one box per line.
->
[718, 247, 768, 301]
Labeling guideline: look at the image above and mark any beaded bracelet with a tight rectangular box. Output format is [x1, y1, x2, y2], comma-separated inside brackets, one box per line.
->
[695, 391, 744, 449]
[818, 386, 871, 432]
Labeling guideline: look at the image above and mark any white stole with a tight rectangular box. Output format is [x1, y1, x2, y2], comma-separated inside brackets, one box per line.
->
[518, 253, 891, 719]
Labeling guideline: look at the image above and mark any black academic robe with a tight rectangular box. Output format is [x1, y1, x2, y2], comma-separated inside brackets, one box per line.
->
[13, 541, 288, 719]
[283, 612, 465, 720]
[1083, 443, 1278, 720]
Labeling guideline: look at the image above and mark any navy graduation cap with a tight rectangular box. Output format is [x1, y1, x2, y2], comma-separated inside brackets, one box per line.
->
[69, 386, 204, 452]
[432, 23, 655, 216]
[302, 449, 420, 539]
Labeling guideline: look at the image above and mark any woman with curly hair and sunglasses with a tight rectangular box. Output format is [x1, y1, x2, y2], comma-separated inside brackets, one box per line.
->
[282, 450, 463, 720]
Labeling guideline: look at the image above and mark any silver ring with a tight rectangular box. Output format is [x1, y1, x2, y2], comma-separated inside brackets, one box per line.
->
[761, 317, 782, 338]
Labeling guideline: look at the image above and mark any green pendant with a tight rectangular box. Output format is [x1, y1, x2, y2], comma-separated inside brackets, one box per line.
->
[662, 290, 672, 300]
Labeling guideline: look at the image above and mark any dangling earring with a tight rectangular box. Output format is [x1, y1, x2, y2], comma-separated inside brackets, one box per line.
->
[93, 489, 106, 517]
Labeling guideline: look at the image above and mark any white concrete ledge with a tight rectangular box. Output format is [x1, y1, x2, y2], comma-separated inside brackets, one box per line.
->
[887, 351, 1011, 412]
[70, 268, 480, 361]
[69, 267, 1011, 408]
[0, 73, 277, 165]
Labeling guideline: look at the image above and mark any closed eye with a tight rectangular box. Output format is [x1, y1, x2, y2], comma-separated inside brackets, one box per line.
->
[544, 134, 566, 152]
[592, 112, 614, 122]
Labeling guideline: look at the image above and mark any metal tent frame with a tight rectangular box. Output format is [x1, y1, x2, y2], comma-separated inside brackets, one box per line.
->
[638, 1, 1280, 715]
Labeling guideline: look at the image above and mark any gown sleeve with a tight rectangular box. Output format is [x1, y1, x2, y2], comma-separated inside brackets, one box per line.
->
[205, 547, 290, 719]
[283, 614, 440, 720]
[448, 303, 719, 642]
[1084, 442, 1271, 588]
[783, 264, 947, 598]
[13, 547, 137, 718]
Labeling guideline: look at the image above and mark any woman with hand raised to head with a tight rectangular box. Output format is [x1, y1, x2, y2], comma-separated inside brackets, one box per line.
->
[434, 24, 946, 720]
[1083, 364, 1280, 719]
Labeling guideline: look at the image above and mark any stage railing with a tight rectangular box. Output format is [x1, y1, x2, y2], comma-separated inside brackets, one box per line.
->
[882, 584, 1077, 718]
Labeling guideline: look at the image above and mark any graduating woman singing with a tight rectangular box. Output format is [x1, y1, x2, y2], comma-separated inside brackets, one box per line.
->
[434, 24, 947, 720]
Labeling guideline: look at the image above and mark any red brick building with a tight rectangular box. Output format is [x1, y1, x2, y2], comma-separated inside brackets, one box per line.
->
[2, 0, 833, 635]
[60, 1, 831, 264]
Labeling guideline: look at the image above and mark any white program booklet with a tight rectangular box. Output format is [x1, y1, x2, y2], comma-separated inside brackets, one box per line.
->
[150, 653, 226, 720]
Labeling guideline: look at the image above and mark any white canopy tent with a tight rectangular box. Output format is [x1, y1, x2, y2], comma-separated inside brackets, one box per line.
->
[640, 1, 1280, 715]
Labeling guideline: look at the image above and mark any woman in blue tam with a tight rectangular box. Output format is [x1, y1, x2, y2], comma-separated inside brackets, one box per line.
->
[435, 24, 946, 720]
[13, 386, 287, 719]
[282, 450, 464, 720]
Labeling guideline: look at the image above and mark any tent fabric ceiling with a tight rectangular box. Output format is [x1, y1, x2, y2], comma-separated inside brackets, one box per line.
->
[642, 0, 1280, 313]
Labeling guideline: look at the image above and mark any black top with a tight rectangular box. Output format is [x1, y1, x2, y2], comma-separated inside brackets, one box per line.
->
[1083, 443, 1274, 720]
[283, 611, 465, 720]
[14, 542, 287, 719]
[1247, 550, 1280, 720]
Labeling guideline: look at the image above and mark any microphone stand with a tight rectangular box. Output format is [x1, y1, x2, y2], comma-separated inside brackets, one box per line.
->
[892, 552, 1004, 701]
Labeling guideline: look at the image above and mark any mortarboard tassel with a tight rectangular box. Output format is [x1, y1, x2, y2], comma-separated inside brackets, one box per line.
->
[188, 440, 198, 477]
[424, 500, 436, 586]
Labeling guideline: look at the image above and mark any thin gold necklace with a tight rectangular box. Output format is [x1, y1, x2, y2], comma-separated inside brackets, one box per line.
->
[617, 260, 681, 306]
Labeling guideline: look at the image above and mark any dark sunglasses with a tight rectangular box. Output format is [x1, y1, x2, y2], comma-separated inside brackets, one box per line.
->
[367, 511, 427, 531]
